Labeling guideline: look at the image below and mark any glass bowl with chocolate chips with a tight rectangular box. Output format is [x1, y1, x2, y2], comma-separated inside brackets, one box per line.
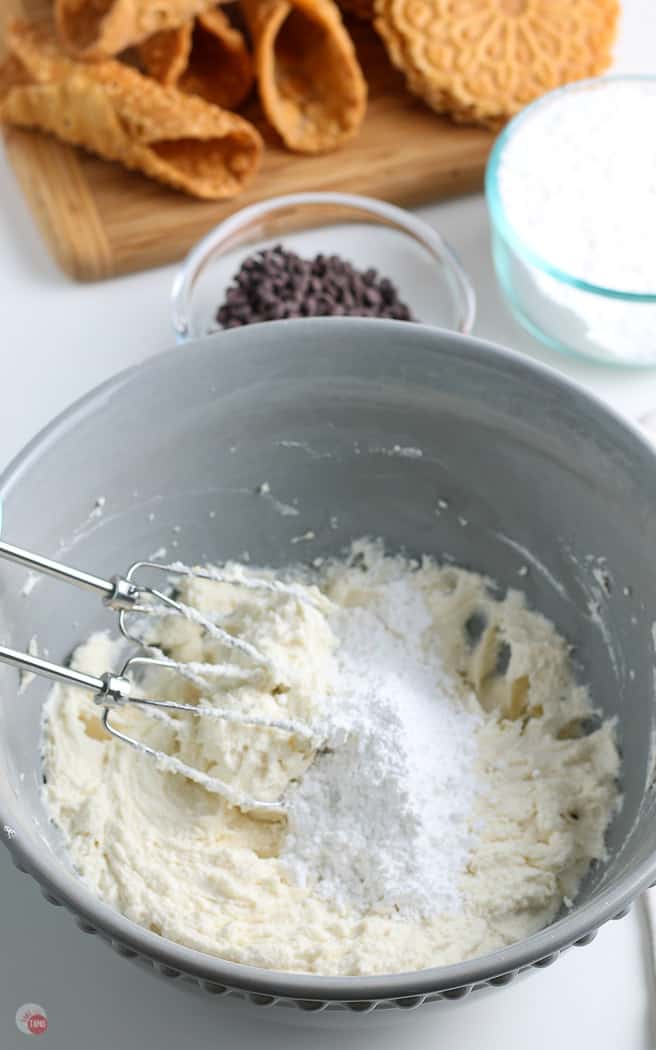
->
[171, 192, 476, 341]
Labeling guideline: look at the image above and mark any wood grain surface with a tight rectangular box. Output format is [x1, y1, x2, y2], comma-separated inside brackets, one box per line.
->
[1, 0, 494, 281]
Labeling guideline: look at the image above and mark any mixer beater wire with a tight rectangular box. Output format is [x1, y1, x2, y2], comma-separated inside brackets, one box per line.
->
[0, 540, 319, 813]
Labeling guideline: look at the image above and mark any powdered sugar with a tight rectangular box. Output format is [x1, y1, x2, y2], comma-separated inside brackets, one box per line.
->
[499, 80, 656, 294]
[282, 575, 481, 918]
[496, 79, 656, 362]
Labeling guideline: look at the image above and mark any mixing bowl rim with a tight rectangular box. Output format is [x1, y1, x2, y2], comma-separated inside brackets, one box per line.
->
[1, 318, 655, 1001]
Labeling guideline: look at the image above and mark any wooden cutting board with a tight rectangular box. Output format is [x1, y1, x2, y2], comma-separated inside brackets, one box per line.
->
[1, 0, 494, 281]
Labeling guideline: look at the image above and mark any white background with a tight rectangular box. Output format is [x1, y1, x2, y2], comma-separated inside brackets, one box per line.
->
[2, 2, 656, 1047]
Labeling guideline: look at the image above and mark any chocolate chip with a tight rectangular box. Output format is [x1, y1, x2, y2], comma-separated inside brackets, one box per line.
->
[464, 612, 487, 646]
[495, 641, 512, 676]
[215, 246, 415, 329]
[364, 287, 381, 307]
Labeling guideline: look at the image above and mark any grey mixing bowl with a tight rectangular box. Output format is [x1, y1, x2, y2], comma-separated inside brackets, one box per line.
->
[1, 318, 656, 1014]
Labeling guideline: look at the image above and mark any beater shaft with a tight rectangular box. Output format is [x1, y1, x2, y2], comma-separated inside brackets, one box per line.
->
[0, 541, 140, 610]
[0, 539, 315, 812]
[0, 644, 131, 705]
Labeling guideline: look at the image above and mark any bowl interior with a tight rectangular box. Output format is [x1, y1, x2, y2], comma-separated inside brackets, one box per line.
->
[2, 319, 656, 990]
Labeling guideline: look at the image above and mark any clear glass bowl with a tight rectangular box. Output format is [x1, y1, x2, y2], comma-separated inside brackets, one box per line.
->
[486, 77, 656, 368]
[171, 192, 475, 341]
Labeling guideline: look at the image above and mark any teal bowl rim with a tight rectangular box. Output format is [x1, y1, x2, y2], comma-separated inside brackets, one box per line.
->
[485, 75, 656, 304]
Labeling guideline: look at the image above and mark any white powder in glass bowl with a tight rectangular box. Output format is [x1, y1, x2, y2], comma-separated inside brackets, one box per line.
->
[495, 79, 656, 363]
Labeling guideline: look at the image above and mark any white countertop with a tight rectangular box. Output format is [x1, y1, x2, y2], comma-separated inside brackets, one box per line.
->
[2, 3, 656, 1046]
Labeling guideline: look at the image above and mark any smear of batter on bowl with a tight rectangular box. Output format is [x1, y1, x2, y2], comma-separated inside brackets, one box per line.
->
[41, 540, 619, 976]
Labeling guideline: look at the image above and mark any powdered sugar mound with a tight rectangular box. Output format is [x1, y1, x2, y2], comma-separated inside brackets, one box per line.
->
[498, 80, 656, 294]
[282, 577, 481, 918]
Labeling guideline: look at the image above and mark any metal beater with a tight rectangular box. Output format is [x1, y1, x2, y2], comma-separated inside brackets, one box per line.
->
[0, 540, 318, 813]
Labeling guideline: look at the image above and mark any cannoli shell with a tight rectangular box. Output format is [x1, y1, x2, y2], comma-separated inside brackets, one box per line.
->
[0, 20, 263, 200]
[55, 0, 218, 61]
[241, 0, 366, 153]
[139, 8, 253, 110]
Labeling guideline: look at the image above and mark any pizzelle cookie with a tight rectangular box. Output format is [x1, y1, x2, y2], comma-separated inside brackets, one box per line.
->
[241, 0, 367, 153]
[0, 19, 262, 200]
[374, 0, 620, 128]
[139, 8, 253, 111]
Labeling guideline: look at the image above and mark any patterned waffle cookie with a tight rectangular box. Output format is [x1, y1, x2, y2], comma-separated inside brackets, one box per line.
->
[374, 0, 620, 128]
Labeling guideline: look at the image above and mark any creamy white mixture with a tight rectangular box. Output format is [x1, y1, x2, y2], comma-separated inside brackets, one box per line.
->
[42, 542, 619, 976]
